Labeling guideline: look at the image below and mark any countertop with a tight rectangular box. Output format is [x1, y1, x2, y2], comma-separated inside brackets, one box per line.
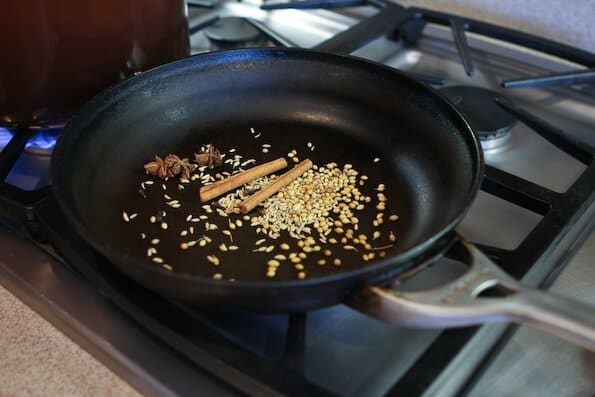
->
[0, 285, 141, 397]
[402, 0, 595, 53]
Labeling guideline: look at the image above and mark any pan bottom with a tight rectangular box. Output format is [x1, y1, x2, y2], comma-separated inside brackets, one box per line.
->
[93, 120, 414, 282]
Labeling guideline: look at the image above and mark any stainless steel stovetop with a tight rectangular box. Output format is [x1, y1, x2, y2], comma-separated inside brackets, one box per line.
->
[0, 1, 593, 396]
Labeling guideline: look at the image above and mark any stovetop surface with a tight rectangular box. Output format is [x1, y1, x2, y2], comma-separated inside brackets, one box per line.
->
[0, 1, 594, 396]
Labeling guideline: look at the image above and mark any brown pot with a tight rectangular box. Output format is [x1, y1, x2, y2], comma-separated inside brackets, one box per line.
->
[0, 0, 189, 128]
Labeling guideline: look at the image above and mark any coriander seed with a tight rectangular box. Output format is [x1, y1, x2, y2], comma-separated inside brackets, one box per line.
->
[267, 259, 280, 268]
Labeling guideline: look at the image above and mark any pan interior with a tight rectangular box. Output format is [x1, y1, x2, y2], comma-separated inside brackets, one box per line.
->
[55, 49, 478, 282]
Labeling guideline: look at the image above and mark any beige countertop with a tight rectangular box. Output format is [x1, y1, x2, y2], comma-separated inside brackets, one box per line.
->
[0, 285, 141, 397]
[402, 0, 595, 53]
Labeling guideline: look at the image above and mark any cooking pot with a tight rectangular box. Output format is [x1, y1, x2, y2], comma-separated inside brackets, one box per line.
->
[0, 0, 189, 128]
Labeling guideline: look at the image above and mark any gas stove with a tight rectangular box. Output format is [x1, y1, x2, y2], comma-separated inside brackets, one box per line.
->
[0, 1, 594, 396]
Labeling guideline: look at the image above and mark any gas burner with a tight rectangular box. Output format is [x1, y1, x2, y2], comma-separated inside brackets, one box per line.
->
[0, 127, 59, 156]
[439, 86, 517, 150]
[204, 17, 265, 50]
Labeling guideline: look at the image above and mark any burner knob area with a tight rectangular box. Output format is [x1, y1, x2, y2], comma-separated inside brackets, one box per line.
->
[439, 85, 517, 150]
[204, 17, 265, 50]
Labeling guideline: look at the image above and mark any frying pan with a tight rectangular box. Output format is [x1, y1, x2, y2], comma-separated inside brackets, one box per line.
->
[51, 48, 595, 350]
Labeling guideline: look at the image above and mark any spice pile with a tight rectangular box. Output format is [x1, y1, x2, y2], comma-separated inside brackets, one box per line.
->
[248, 162, 398, 279]
[253, 163, 364, 240]
[122, 131, 399, 281]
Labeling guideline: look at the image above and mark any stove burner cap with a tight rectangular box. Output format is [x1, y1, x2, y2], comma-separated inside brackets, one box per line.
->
[204, 17, 264, 49]
[439, 86, 517, 150]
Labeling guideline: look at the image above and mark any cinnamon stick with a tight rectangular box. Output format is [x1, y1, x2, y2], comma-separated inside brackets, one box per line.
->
[239, 159, 313, 214]
[199, 157, 288, 202]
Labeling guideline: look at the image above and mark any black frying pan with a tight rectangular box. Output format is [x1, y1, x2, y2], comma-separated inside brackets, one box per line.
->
[52, 48, 481, 312]
[52, 48, 595, 350]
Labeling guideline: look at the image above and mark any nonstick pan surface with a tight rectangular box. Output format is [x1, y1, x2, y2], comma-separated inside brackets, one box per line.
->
[52, 48, 482, 312]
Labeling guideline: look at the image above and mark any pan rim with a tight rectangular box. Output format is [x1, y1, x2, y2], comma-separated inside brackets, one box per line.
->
[51, 47, 484, 290]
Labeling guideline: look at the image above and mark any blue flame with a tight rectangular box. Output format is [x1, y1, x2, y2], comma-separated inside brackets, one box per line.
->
[0, 127, 59, 152]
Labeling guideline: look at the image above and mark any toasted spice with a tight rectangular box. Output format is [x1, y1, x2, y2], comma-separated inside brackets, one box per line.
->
[207, 255, 220, 266]
[195, 144, 222, 167]
[200, 157, 288, 202]
[144, 154, 196, 179]
[134, 141, 399, 282]
[267, 259, 280, 268]
[239, 159, 313, 214]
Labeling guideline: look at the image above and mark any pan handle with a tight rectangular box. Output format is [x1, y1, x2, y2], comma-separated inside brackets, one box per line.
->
[349, 240, 595, 351]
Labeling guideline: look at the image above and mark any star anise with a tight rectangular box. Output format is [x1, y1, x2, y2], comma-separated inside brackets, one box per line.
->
[144, 155, 168, 179]
[144, 154, 195, 179]
[164, 154, 196, 179]
[195, 144, 222, 167]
